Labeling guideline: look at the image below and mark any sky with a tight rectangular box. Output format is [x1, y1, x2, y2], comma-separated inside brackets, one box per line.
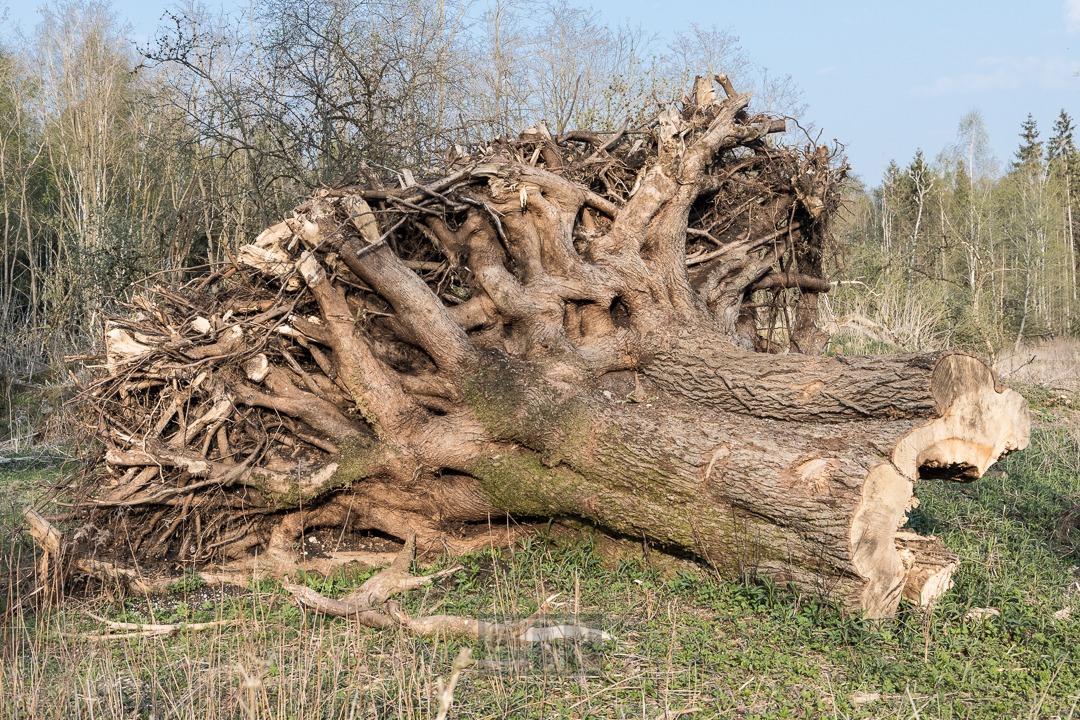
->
[2, 0, 1078, 184]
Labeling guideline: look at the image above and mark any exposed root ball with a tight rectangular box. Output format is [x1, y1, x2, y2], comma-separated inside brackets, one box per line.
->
[33, 76, 1027, 620]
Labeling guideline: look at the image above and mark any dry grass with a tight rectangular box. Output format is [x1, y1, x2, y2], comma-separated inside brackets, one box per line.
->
[0, 538, 756, 720]
[819, 279, 950, 355]
[996, 337, 1080, 392]
[6, 464, 1080, 718]
[2, 583, 432, 718]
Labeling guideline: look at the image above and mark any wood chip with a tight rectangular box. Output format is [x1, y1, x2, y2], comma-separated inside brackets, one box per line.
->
[850, 692, 882, 705]
[964, 607, 1000, 621]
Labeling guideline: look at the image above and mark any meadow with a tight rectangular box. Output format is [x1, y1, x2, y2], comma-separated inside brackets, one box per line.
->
[1, 385, 1079, 719]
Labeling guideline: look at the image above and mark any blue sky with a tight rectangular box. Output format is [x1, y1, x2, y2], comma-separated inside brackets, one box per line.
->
[4, 0, 1078, 183]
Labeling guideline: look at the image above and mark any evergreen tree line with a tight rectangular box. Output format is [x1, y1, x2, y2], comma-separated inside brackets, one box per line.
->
[0, 0, 804, 374]
[829, 109, 1080, 359]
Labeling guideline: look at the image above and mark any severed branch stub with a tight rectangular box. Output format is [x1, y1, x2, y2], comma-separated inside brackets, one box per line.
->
[23, 508, 64, 596]
[44, 75, 1030, 621]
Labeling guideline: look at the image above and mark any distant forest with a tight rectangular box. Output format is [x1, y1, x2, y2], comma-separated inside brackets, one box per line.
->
[0, 0, 1075, 373]
[833, 109, 1079, 360]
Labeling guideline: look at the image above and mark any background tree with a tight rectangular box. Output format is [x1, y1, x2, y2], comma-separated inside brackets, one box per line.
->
[1047, 110, 1078, 318]
[1012, 114, 1044, 172]
[829, 108, 1079, 358]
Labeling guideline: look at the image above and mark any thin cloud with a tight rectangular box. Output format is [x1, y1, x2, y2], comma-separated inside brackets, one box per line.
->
[911, 55, 1080, 96]
[1067, 0, 1080, 33]
[815, 66, 836, 76]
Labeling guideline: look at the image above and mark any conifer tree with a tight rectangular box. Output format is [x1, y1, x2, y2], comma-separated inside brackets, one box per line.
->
[1047, 110, 1080, 189]
[1047, 109, 1078, 308]
[1047, 110, 1076, 166]
[1012, 114, 1043, 172]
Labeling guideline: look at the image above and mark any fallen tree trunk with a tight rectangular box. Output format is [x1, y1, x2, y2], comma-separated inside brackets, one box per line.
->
[52, 76, 1028, 620]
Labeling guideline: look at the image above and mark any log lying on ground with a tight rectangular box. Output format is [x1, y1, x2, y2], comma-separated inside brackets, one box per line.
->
[46, 75, 1029, 620]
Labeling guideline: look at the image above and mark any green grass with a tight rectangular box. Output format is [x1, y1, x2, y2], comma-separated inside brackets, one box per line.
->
[0, 456, 68, 589]
[2, 424, 1080, 719]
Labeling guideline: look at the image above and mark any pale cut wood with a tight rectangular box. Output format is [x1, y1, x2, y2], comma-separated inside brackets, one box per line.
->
[24, 508, 64, 591]
[849, 464, 913, 618]
[182, 397, 233, 441]
[104, 328, 153, 372]
[253, 220, 292, 247]
[288, 216, 323, 247]
[183, 325, 245, 360]
[341, 195, 381, 245]
[892, 354, 1030, 480]
[101, 466, 158, 503]
[895, 530, 958, 606]
[243, 353, 270, 382]
[239, 223, 302, 291]
[105, 446, 211, 477]
[24, 508, 62, 555]
[692, 75, 717, 106]
[846, 354, 1026, 615]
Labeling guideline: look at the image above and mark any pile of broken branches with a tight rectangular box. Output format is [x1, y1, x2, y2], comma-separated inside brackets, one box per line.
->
[61, 75, 846, 583]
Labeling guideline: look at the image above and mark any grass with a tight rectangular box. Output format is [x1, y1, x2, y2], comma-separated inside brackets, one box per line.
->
[997, 339, 1080, 393]
[2, 409, 1080, 719]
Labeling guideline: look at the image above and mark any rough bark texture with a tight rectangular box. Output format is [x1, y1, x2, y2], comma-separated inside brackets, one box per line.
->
[48, 76, 1030, 620]
[647, 340, 961, 422]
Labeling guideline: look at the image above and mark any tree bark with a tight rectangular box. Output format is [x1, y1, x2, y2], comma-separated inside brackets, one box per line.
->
[64, 76, 1030, 620]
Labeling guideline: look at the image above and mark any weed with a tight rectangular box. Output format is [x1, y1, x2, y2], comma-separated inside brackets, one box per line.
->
[4, 426, 1080, 717]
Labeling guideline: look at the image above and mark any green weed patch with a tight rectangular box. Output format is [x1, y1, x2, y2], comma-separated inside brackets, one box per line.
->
[3, 425, 1080, 718]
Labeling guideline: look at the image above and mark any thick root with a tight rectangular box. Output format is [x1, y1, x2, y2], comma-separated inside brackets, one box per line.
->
[282, 536, 612, 643]
[23, 514, 607, 645]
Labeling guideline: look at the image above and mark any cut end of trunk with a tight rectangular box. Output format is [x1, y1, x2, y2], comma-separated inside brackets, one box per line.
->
[852, 354, 1028, 618]
[851, 467, 959, 617]
[896, 354, 1030, 482]
[851, 464, 912, 618]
